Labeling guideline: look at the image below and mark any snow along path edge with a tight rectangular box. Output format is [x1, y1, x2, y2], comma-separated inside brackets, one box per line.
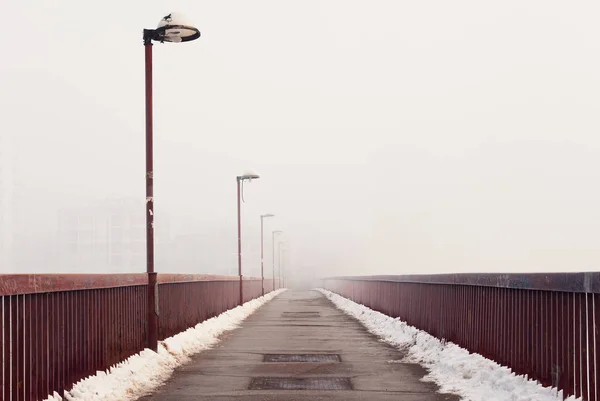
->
[316, 288, 580, 401]
[44, 289, 287, 401]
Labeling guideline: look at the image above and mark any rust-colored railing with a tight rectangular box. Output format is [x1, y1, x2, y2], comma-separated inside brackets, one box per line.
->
[0, 274, 279, 401]
[323, 273, 600, 401]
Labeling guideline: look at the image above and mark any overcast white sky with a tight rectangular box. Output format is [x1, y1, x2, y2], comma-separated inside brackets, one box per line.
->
[1, 1, 599, 277]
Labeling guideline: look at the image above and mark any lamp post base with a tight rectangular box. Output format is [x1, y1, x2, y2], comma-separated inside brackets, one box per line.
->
[147, 272, 158, 352]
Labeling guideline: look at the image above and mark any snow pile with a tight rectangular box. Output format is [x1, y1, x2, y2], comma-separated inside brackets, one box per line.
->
[45, 289, 286, 401]
[317, 288, 580, 401]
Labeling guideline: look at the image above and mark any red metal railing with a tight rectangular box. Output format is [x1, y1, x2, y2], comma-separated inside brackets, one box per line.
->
[0, 273, 279, 401]
[323, 273, 600, 401]
[157, 276, 273, 340]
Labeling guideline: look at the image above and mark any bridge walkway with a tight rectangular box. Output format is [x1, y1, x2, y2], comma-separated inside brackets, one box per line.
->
[142, 290, 458, 401]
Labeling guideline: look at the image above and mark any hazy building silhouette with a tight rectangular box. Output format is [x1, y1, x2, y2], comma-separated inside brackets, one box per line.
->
[57, 197, 172, 273]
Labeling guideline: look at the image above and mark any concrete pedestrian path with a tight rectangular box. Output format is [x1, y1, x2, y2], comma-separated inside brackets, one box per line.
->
[142, 290, 459, 401]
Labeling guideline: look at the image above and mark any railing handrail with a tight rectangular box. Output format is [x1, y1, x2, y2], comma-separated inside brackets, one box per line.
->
[324, 272, 600, 293]
[0, 273, 265, 296]
[158, 274, 262, 285]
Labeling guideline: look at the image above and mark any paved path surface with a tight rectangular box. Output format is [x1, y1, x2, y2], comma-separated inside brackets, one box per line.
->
[142, 290, 459, 401]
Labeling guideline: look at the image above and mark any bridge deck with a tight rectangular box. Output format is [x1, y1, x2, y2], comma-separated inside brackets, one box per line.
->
[142, 290, 458, 400]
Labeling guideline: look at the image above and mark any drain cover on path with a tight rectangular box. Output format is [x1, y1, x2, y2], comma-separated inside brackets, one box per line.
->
[249, 377, 352, 390]
[281, 312, 320, 318]
[263, 354, 341, 363]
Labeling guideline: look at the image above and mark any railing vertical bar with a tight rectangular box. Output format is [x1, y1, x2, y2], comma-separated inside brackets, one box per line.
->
[593, 294, 599, 401]
[530, 289, 536, 380]
[68, 291, 74, 393]
[15, 295, 22, 401]
[582, 293, 590, 401]
[51, 292, 58, 398]
[511, 288, 516, 372]
[4, 296, 11, 401]
[59, 291, 65, 397]
[131, 286, 136, 354]
[514, 288, 519, 372]
[512, 288, 517, 373]
[550, 291, 558, 391]
[117, 287, 123, 361]
[464, 284, 471, 348]
[31, 294, 37, 401]
[567, 292, 575, 397]
[554, 292, 565, 391]
[80, 289, 86, 384]
[10, 295, 17, 401]
[516, 288, 523, 375]
[32, 294, 39, 401]
[503, 287, 509, 367]
[495, 286, 500, 364]
[107, 287, 113, 367]
[113, 287, 119, 366]
[85, 290, 91, 379]
[1, 296, 5, 401]
[130, 286, 135, 358]
[47, 292, 53, 399]
[559, 291, 567, 397]
[519, 290, 528, 375]
[73, 290, 80, 386]
[504, 287, 509, 367]
[87, 289, 93, 377]
[15, 295, 23, 401]
[43, 293, 50, 400]
[474, 286, 480, 353]
[94, 289, 99, 373]
[541, 291, 546, 384]
[125, 286, 129, 360]
[485, 285, 492, 360]
[24, 295, 31, 401]
[522, 289, 528, 375]
[70, 291, 76, 388]
[587, 293, 596, 401]
[575, 293, 582, 398]
[540, 291, 545, 385]
[1, 297, 3, 401]
[100, 289, 106, 370]
[559, 292, 570, 399]
[94, 289, 99, 374]
[547, 291, 553, 389]
[136, 286, 142, 353]
[124, 287, 130, 359]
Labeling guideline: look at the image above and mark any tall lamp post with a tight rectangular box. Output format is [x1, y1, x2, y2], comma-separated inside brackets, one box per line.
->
[260, 214, 275, 295]
[272, 230, 283, 289]
[237, 172, 260, 305]
[143, 13, 200, 352]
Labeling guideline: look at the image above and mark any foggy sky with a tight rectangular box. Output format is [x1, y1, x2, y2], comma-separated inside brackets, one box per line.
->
[1, 1, 599, 277]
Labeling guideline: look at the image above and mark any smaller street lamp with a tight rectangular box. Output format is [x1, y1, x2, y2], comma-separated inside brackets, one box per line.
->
[260, 214, 275, 295]
[237, 171, 260, 305]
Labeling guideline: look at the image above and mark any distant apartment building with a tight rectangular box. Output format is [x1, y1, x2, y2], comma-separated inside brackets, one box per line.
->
[57, 198, 172, 273]
[0, 133, 14, 271]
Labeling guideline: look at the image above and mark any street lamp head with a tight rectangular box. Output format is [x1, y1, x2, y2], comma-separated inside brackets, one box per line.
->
[237, 169, 260, 181]
[144, 13, 200, 44]
[261, 213, 275, 218]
